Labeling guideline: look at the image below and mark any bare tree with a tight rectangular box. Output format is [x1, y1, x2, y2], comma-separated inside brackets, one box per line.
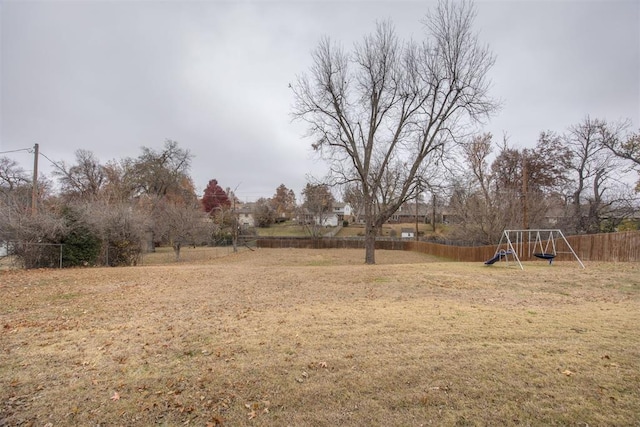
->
[53, 149, 106, 201]
[0, 157, 54, 248]
[153, 199, 208, 261]
[600, 124, 639, 166]
[464, 133, 493, 205]
[449, 131, 573, 243]
[564, 117, 628, 233]
[117, 140, 198, 251]
[88, 201, 148, 266]
[0, 157, 29, 193]
[292, 0, 497, 263]
[491, 132, 572, 229]
[301, 183, 336, 238]
[451, 133, 505, 243]
[342, 183, 365, 224]
[601, 127, 640, 191]
[0, 203, 67, 268]
[131, 139, 194, 200]
[254, 197, 276, 228]
[0, 157, 31, 211]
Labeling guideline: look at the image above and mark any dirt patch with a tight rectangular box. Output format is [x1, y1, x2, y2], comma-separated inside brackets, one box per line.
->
[1, 248, 638, 426]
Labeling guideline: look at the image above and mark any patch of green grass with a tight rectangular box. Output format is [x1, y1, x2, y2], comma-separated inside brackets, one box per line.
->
[256, 221, 316, 237]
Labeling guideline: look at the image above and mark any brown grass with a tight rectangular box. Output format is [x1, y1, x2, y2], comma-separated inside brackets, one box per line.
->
[1, 248, 639, 426]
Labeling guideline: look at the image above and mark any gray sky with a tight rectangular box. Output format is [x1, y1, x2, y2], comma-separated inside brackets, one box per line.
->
[1, 0, 638, 202]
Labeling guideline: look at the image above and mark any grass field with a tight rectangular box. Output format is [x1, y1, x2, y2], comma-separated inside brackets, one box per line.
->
[1, 247, 639, 426]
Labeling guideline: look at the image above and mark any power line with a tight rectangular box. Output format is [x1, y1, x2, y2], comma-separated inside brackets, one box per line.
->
[0, 147, 32, 155]
[38, 151, 68, 174]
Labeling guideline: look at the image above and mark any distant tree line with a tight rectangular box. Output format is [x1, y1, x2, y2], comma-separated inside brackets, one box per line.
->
[2, 140, 210, 267]
[0, 138, 345, 268]
[446, 117, 639, 245]
[1, 116, 638, 268]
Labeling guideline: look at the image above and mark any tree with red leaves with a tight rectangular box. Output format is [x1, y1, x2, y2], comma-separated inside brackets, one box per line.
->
[202, 179, 230, 215]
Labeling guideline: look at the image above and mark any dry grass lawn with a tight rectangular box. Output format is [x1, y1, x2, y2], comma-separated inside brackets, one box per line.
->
[1, 247, 639, 426]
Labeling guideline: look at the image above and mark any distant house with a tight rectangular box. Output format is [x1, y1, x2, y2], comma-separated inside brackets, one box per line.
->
[401, 228, 415, 239]
[351, 201, 435, 225]
[236, 203, 255, 228]
[320, 215, 339, 227]
[332, 203, 352, 223]
[298, 203, 352, 227]
[389, 201, 429, 223]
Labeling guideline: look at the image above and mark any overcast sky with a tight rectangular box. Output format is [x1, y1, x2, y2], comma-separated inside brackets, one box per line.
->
[1, 0, 638, 202]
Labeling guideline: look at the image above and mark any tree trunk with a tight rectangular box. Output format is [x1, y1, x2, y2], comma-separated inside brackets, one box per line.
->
[173, 242, 181, 261]
[364, 221, 376, 264]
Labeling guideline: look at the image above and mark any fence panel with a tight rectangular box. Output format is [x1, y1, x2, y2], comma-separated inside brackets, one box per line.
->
[564, 231, 640, 262]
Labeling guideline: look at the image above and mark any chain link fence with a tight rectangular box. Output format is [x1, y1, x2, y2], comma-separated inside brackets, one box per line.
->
[0, 238, 259, 269]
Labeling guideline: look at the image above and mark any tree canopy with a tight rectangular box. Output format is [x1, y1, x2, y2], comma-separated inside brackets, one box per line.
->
[202, 179, 231, 215]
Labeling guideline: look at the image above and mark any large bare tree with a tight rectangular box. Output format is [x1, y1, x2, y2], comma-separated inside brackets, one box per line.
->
[53, 149, 106, 201]
[601, 126, 640, 191]
[600, 124, 639, 167]
[451, 133, 506, 244]
[292, 0, 497, 263]
[564, 117, 628, 233]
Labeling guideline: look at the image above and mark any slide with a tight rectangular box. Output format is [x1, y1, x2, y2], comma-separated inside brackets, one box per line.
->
[484, 252, 503, 265]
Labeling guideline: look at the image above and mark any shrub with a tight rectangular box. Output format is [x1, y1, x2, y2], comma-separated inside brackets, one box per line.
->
[60, 207, 102, 267]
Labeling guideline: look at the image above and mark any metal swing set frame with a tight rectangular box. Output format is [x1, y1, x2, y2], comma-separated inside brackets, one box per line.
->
[486, 229, 585, 270]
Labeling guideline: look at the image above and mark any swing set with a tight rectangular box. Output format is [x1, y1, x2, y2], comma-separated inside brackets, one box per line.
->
[484, 229, 585, 269]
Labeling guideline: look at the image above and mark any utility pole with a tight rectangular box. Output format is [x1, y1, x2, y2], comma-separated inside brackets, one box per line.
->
[431, 193, 437, 233]
[232, 195, 238, 253]
[31, 143, 39, 216]
[415, 194, 419, 241]
[522, 154, 528, 230]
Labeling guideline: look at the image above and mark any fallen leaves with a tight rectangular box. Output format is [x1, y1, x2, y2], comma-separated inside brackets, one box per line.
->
[245, 400, 271, 420]
[206, 416, 224, 426]
[111, 391, 120, 401]
[295, 371, 309, 383]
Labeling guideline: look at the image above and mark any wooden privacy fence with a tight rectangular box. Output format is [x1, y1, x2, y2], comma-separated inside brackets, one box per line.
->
[564, 231, 640, 262]
[257, 237, 407, 251]
[257, 231, 640, 263]
[405, 240, 495, 262]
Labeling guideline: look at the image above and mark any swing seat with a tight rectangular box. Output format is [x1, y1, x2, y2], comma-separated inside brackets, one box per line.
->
[534, 253, 556, 264]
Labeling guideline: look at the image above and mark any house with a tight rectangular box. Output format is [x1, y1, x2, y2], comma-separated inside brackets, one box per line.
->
[401, 228, 415, 239]
[298, 202, 352, 227]
[389, 201, 429, 223]
[332, 202, 352, 223]
[236, 203, 255, 228]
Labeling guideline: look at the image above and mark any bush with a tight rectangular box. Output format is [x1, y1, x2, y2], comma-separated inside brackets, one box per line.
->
[98, 204, 146, 266]
[60, 207, 102, 267]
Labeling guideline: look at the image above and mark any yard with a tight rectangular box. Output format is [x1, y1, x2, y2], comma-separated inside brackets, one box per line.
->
[1, 247, 639, 426]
